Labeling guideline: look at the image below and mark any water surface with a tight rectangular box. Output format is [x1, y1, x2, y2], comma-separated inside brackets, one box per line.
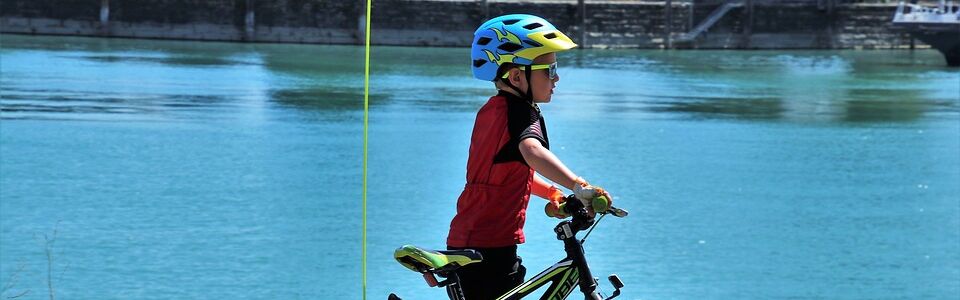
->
[365, 46, 960, 299]
[1, 34, 958, 299]
[1, 34, 365, 299]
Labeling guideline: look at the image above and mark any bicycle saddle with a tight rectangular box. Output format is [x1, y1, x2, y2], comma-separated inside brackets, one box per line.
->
[394, 245, 483, 273]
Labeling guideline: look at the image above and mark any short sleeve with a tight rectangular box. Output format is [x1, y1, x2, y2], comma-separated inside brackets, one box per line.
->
[519, 117, 547, 148]
[493, 98, 549, 164]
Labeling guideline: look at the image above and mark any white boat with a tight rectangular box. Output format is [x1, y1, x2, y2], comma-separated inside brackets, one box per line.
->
[892, 0, 960, 66]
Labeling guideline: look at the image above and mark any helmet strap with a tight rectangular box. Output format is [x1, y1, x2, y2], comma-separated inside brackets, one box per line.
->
[498, 67, 535, 104]
[523, 67, 534, 102]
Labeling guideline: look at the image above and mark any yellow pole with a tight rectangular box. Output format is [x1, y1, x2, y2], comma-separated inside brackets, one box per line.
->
[362, 0, 372, 299]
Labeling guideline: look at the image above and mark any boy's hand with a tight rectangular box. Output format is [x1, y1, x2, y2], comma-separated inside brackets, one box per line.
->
[543, 185, 569, 219]
[544, 201, 569, 219]
[573, 177, 614, 216]
[546, 185, 566, 203]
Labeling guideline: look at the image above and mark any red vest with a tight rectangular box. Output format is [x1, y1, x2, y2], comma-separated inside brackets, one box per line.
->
[447, 93, 547, 248]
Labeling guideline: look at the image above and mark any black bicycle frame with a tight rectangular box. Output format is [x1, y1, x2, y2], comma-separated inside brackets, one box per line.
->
[443, 199, 603, 300]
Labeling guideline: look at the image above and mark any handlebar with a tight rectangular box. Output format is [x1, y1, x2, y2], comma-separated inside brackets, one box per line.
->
[560, 195, 628, 233]
[561, 195, 629, 219]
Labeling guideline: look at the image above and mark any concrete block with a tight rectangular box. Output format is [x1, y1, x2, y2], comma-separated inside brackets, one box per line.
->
[0, 0, 920, 49]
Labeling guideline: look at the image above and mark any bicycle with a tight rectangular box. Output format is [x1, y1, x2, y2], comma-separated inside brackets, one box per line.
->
[389, 195, 629, 300]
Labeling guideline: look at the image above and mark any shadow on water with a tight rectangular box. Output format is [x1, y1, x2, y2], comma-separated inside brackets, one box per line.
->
[0, 86, 234, 121]
[256, 43, 363, 77]
[2, 89, 226, 107]
[78, 54, 259, 67]
[842, 99, 926, 123]
[256, 41, 375, 113]
[268, 87, 384, 111]
[369, 46, 468, 78]
[648, 96, 787, 120]
[839, 88, 943, 123]
[638, 91, 951, 123]
[1, 103, 150, 115]
[5, 33, 263, 67]
[377, 86, 492, 113]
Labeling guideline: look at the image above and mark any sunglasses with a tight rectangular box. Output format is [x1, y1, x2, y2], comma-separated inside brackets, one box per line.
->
[501, 62, 558, 80]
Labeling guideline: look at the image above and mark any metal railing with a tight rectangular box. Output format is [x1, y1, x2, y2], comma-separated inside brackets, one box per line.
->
[676, 0, 744, 42]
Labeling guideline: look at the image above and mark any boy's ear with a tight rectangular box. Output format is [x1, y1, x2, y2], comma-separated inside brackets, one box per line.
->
[509, 69, 522, 85]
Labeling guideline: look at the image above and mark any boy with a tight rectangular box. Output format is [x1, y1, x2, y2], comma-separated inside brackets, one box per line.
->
[446, 14, 614, 299]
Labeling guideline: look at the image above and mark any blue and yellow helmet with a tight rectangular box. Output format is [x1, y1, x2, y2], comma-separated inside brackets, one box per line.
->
[471, 14, 578, 81]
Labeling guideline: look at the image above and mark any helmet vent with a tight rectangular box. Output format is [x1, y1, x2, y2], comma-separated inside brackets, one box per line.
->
[497, 42, 523, 52]
[522, 23, 543, 30]
[476, 37, 492, 46]
[502, 19, 521, 25]
[473, 59, 487, 68]
[543, 33, 558, 39]
[524, 40, 542, 47]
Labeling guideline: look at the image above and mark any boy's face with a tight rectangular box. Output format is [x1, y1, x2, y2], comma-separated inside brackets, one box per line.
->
[502, 53, 560, 103]
[529, 53, 559, 103]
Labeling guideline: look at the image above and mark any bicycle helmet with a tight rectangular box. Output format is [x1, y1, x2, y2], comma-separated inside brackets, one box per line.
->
[471, 14, 577, 82]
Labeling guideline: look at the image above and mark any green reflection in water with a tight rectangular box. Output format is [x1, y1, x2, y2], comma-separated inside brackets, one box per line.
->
[652, 97, 786, 120]
[1, 34, 371, 122]
[843, 99, 927, 122]
[269, 87, 384, 111]
[80, 54, 256, 67]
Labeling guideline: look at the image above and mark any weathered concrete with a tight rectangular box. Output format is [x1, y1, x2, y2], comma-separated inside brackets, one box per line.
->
[0, 0, 932, 50]
[1, 16, 245, 41]
[682, 2, 916, 49]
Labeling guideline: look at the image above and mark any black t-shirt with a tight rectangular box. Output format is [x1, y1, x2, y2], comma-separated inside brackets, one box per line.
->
[493, 90, 549, 165]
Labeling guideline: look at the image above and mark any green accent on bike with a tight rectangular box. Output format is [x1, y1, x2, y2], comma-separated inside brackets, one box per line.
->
[394, 245, 483, 272]
[526, 268, 567, 293]
[496, 264, 570, 299]
[546, 268, 578, 299]
[545, 269, 571, 299]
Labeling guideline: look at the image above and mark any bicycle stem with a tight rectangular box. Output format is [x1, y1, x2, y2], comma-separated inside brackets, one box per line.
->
[554, 220, 599, 298]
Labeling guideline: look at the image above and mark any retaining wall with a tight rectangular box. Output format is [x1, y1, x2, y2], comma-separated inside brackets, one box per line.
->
[0, 0, 924, 49]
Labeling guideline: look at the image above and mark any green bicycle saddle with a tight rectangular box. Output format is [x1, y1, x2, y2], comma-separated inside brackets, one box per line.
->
[394, 245, 483, 273]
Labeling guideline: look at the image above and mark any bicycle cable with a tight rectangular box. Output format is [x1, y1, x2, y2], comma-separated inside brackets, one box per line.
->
[580, 213, 607, 244]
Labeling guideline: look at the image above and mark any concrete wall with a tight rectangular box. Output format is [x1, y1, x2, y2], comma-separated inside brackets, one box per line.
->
[683, 2, 914, 49]
[1, 0, 364, 43]
[1, 0, 100, 21]
[0, 0, 923, 49]
[583, 2, 693, 48]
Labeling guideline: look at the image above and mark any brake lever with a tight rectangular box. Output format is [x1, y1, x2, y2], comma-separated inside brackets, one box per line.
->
[605, 206, 628, 218]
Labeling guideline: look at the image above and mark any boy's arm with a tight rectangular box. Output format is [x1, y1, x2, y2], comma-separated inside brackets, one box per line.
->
[519, 138, 578, 190]
[521, 138, 615, 215]
[531, 175, 564, 202]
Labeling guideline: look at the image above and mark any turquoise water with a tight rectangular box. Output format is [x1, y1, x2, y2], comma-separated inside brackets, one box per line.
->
[3, 34, 959, 299]
[1, 35, 365, 298]
[364, 48, 960, 299]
